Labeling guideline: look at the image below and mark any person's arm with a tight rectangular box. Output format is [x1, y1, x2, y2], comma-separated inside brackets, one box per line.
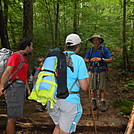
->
[92, 57, 112, 63]
[26, 80, 31, 96]
[79, 77, 89, 91]
[0, 66, 14, 96]
[84, 58, 89, 63]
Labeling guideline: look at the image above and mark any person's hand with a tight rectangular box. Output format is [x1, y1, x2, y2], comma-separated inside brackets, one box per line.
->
[88, 71, 92, 77]
[95, 57, 102, 62]
[90, 58, 97, 62]
[27, 89, 31, 96]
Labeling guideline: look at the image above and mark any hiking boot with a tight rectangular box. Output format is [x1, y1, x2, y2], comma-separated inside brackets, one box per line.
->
[92, 99, 97, 111]
[101, 101, 106, 112]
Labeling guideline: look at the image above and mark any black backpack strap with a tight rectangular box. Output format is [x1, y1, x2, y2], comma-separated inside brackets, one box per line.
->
[101, 46, 106, 58]
[89, 47, 93, 59]
[9, 52, 25, 79]
[89, 46, 106, 59]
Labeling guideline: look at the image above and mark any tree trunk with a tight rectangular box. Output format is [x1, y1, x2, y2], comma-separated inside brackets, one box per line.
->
[3, 0, 8, 27]
[73, 0, 77, 33]
[23, 0, 33, 39]
[122, 0, 128, 74]
[0, 0, 9, 48]
[55, 3, 59, 47]
[44, 0, 54, 46]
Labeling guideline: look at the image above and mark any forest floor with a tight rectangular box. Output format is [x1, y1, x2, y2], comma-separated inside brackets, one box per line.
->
[0, 68, 132, 134]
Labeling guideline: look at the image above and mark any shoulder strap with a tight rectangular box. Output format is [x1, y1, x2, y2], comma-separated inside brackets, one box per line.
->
[89, 47, 93, 59]
[9, 52, 24, 79]
[89, 46, 106, 59]
[69, 79, 80, 94]
[101, 46, 106, 58]
[65, 53, 75, 72]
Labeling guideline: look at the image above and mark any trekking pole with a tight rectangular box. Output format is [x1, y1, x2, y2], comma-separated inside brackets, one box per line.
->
[88, 62, 98, 134]
[96, 62, 101, 119]
[124, 103, 134, 134]
[2, 78, 18, 92]
[89, 87, 98, 134]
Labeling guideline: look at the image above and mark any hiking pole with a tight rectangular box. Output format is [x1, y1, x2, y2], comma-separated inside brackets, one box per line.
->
[96, 62, 101, 119]
[124, 103, 134, 134]
[89, 62, 98, 134]
[89, 90, 98, 134]
[2, 78, 18, 92]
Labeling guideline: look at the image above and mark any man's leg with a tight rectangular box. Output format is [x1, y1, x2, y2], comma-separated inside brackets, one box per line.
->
[53, 125, 60, 134]
[90, 72, 98, 111]
[52, 124, 71, 134]
[6, 118, 17, 134]
[100, 72, 107, 112]
[100, 89, 106, 112]
[91, 90, 97, 110]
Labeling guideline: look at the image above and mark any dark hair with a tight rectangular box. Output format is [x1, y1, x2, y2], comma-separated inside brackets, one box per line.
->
[65, 44, 79, 51]
[18, 38, 32, 50]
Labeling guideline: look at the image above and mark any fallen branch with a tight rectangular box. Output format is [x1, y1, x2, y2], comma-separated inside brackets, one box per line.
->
[124, 104, 134, 134]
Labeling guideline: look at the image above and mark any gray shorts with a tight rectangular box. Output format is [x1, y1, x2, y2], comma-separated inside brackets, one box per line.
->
[5, 80, 26, 119]
[47, 100, 82, 133]
[90, 71, 106, 91]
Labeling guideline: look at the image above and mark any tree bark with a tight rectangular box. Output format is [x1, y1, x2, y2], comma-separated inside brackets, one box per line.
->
[122, 0, 128, 74]
[3, 0, 8, 27]
[23, 0, 33, 39]
[0, 0, 9, 48]
[55, 3, 59, 47]
[73, 0, 77, 33]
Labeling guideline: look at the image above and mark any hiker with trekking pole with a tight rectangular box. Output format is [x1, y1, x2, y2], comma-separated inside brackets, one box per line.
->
[84, 34, 112, 112]
[0, 38, 33, 134]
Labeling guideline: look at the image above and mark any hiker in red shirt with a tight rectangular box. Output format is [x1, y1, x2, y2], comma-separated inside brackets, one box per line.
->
[0, 38, 33, 134]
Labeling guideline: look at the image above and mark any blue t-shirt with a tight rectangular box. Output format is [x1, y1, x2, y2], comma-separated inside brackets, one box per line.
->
[85, 45, 111, 72]
[62, 51, 89, 104]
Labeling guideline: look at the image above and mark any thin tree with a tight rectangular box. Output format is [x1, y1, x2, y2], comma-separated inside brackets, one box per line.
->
[23, 0, 33, 39]
[0, 0, 9, 48]
[55, 2, 59, 47]
[122, 0, 128, 75]
[73, 0, 77, 33]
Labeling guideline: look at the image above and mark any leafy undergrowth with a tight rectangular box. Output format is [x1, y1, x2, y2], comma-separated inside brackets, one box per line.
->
[110, 69, 134, 116]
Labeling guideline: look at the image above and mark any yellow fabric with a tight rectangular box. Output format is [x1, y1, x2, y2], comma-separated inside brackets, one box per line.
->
[28, 57, 58, 109]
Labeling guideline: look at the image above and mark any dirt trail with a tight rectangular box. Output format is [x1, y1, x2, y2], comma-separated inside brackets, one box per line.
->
[0, 70, 128, 134]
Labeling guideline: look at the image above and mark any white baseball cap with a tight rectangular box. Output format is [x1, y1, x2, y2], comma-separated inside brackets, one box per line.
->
[65, 33, 82, 46]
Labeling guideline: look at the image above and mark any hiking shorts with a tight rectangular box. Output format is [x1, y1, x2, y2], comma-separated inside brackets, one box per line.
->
[47, 99, 82, 133]
[90, 71, 106, 91]
[5, 80, 26, 119]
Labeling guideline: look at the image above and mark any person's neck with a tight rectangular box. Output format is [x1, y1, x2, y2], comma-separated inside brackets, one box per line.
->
[19, 50, 27, 56]
[94, 44, 100, 49]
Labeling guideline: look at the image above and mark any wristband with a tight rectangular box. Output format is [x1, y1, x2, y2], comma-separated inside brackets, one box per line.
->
[101, 58, 105, 61]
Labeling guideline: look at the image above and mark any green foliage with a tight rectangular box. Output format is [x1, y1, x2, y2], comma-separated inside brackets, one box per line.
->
[113, 98, 133, 115]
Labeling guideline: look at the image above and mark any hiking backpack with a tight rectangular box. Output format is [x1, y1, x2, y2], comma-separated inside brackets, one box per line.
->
[88, 46, 108, 71]
[28, 50, 78, 109]
[89, 46, 106, 59]
[0, 48, 13, 78]
[28, 49, 75, 109]
[0, 48, 26, 81]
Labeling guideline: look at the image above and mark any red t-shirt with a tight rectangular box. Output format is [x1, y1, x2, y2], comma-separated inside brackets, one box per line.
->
[7, 52, 28, 83]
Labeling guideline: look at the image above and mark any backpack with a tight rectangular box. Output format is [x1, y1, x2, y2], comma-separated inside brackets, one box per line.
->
[0, 48, 25, 79]
[89, 46, 106, 59]
[28, 49, 76, 109]
[89, 46, 108, 71]
[0, 48, 13, 78]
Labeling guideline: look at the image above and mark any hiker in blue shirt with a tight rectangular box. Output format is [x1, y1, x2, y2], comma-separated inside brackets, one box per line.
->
[84, 34, 112, 112]
[47, 33, 89, 134]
